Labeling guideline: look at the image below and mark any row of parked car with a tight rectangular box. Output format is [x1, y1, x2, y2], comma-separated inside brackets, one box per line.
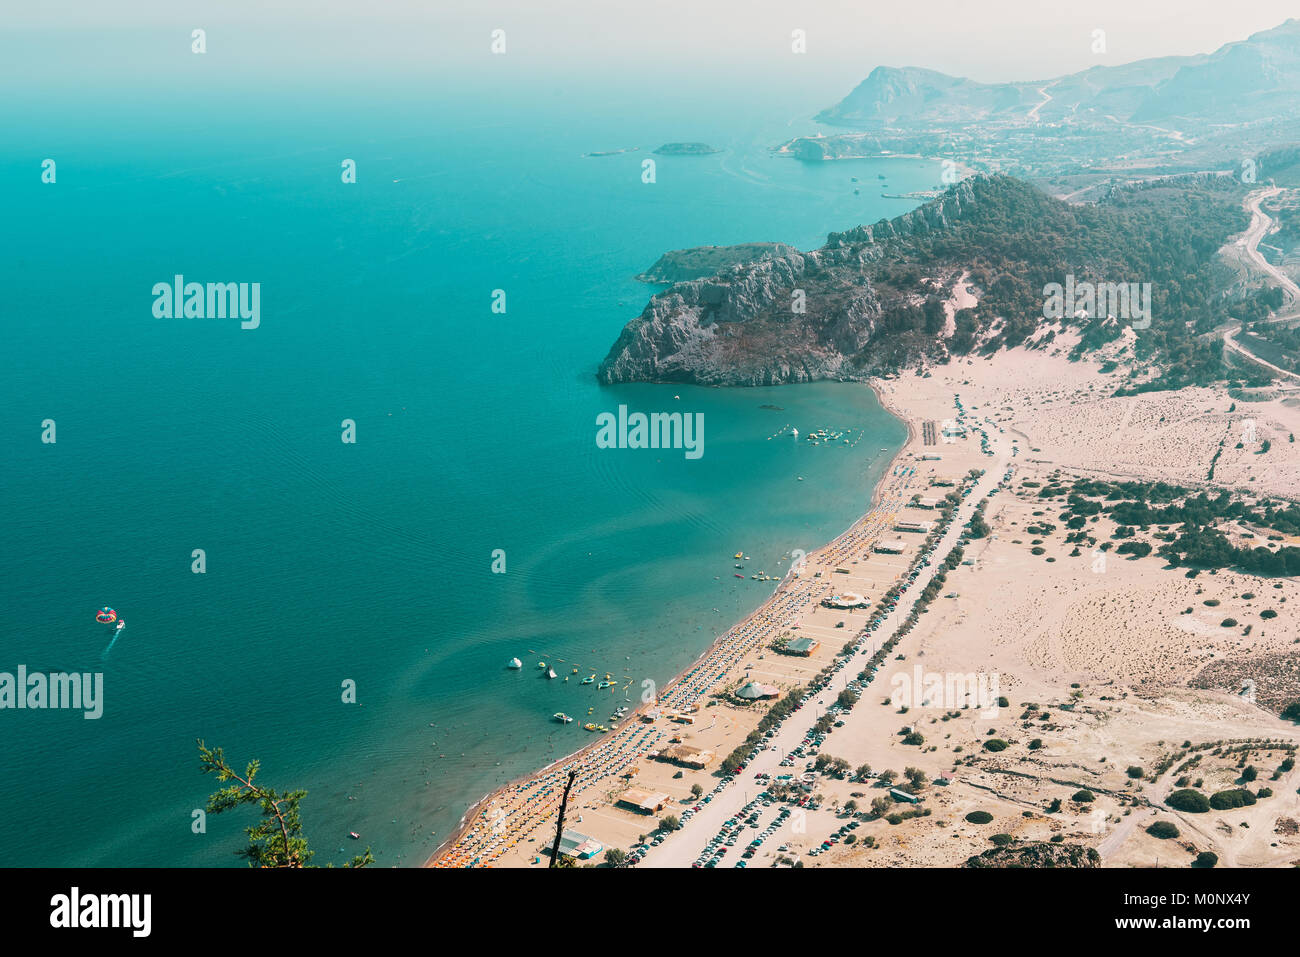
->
[693, 794, 792, 868]
[806, 818, 861, 858]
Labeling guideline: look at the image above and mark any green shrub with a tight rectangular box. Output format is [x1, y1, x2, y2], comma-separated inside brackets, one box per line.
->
[983, 739, 1008, 752]
[1146, 821, 1179, 839]
[964, 810, 993, 825]
[1166, 789, 1210, 813]
[1116, 541, 1152, 558]
[1209, 789, 1256, 810]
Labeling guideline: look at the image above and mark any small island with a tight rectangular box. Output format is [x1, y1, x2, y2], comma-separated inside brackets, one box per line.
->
[653, 142, 722, 156]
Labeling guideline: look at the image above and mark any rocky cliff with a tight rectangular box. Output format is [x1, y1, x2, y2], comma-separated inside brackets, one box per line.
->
[600, 172, 1258, 391]
[598, 179, 979, 386]
[635, 242, 801, 284]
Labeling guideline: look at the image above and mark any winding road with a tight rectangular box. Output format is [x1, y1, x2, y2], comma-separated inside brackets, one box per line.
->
[1027, 82, 1055, 123]
[1223, 187, 1300, 382]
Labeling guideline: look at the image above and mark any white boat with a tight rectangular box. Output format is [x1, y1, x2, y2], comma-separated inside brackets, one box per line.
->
[546, 668, 557, 679]
[553, 712, 573, 723]
[115, 620, 125, 631]
[507, 658, 522, 669]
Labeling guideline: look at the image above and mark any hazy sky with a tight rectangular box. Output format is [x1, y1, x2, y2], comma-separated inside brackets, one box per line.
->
[5, 1, 1298, 99]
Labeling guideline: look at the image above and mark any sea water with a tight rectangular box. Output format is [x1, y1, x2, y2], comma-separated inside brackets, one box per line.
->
[0, 70, 930, 865]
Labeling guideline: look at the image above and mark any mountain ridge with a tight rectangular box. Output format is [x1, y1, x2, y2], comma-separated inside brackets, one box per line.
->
[817, 18, 1300, 129]
[598, 173, 1260, 390]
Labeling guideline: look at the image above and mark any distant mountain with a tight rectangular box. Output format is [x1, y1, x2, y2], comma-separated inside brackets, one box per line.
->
[783, 20, 1300, 190]
[816, 66, 1036, 127]
[1132, 21, 1300, 122]
[817, 19, 1300, 129]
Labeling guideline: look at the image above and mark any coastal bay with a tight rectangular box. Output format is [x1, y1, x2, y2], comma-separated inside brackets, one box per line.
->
[428, 376, 968, 867]
[0, 84, 931, 867]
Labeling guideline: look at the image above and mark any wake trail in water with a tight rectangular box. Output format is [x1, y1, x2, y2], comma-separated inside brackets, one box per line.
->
[101, 625, 124, 660]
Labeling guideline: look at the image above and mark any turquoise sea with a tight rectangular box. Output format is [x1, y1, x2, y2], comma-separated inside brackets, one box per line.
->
[0, 70, 933, 865]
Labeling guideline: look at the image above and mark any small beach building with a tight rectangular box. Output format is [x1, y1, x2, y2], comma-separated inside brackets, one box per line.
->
[657, 744, 715, 769]
[894, 520, 932, 534]
[735, 681, 780, 701]
[821, 592, 868, 609]
[617, 788, 670, 815]
[784, 636, 819, 656]
[875, 540, 907, 554]
[909, 497, 940, 509]
[889, 788, 921, 805]
[558, 829, 604, 859]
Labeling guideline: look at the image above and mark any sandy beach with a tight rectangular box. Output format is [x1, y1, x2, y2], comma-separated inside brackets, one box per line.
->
[778, 336, 1300, 869]
[429, 317, 1300, 869]
[427, 367, 993, 867]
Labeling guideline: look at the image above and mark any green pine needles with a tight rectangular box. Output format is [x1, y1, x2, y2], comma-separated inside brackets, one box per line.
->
[198, 739, 373, 868]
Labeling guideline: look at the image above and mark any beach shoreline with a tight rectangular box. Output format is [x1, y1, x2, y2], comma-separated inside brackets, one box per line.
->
[430, 339, 1300, 869]
[425, 379, 914, 866]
